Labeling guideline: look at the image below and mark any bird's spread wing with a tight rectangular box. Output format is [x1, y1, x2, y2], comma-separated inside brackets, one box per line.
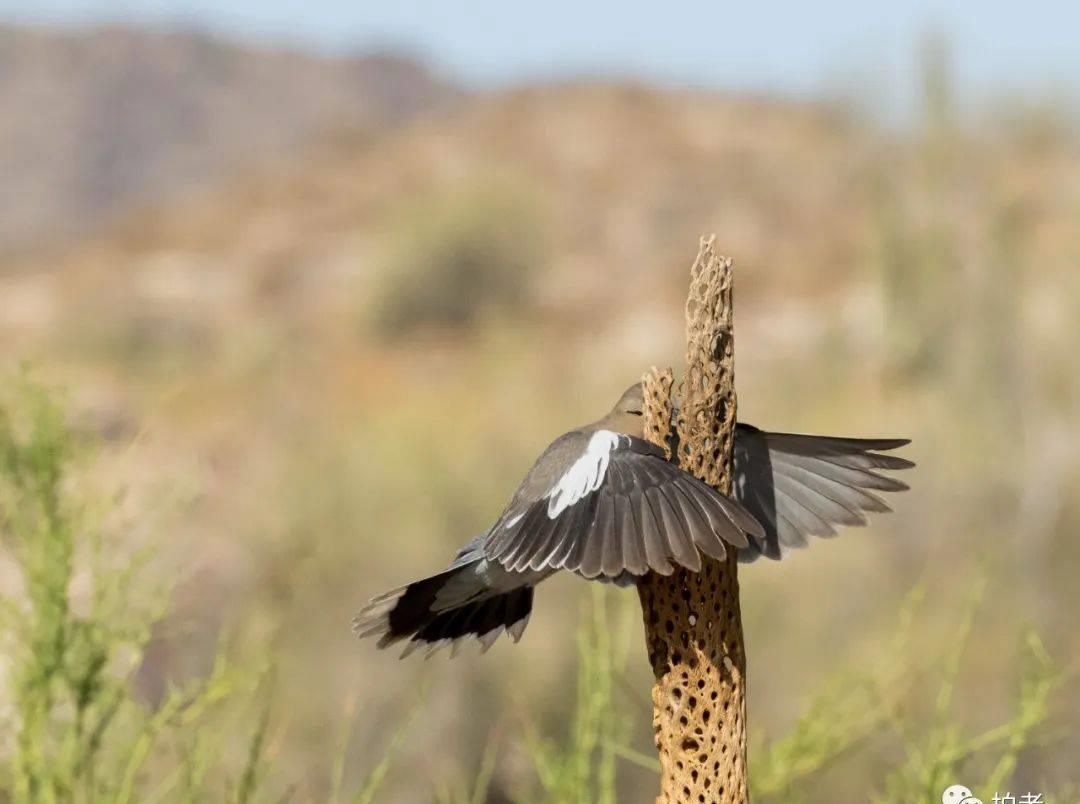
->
[733, 424, 913, 561]
[481, 431, 764, 579]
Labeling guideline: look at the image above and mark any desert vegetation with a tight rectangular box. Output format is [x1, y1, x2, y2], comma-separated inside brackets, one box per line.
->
[0, 28, 1077, 802]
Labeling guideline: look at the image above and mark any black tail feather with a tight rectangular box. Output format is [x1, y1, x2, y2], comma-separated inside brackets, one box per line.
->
[414, 587, 533, 651]
[353, 569, 534, 658]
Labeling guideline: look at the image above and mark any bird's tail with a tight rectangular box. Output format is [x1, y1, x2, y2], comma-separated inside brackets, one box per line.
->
[352, 564, 534, 658]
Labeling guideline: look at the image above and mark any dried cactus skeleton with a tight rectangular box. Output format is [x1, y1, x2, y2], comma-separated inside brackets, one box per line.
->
[638, 237, 748, 804]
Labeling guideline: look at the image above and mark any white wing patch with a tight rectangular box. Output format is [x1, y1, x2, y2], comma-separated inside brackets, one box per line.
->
[546, 430, 624, 518]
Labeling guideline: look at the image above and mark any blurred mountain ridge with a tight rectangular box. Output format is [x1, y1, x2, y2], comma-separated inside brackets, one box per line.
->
[1, 79, 876, 351]
[0, 22, 458, 253]
[2, 25, 1076, 396]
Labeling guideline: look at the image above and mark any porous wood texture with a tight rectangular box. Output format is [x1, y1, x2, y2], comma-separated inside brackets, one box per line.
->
[638, 236, 748, 804]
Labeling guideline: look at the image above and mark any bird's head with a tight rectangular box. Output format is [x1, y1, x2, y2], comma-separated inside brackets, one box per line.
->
[612, 382, 645, 415]
[597, 382, 646, 437]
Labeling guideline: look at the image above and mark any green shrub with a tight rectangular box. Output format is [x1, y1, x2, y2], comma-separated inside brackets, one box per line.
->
[0, 380, 250, 802]
[517, 582, 1068, 804]
[0, 380, 1068, 802]
[521, 586, 634, 804]
[0, 378, 417, 803]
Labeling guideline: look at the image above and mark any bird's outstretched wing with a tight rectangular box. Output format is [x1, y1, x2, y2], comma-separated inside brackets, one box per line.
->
[481, 432, 764, 579]
[733, 424, 913, 561]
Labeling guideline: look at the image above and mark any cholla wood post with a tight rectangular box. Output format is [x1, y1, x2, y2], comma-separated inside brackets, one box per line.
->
[638, 236, 748, 804]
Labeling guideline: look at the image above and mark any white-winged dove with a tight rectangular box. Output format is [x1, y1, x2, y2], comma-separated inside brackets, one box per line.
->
[353, 383, 912, 658]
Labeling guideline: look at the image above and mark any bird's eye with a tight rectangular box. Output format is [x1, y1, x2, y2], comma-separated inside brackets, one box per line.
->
[630, 410, 643, 416]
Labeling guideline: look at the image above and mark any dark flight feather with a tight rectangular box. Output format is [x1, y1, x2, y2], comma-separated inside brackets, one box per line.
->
[734, 424, 914, 561]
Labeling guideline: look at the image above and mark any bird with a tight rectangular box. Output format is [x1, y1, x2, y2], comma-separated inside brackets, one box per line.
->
[353, 382, 913, 658]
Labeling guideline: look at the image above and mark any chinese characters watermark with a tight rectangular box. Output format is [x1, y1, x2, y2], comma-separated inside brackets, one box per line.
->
[942, 784, 1045, 804]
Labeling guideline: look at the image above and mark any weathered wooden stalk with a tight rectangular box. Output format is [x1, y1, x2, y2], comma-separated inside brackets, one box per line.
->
[637, 236, 748, 804]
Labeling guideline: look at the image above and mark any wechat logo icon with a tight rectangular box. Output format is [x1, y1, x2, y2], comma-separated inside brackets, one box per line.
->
[943, 785, 983, 804]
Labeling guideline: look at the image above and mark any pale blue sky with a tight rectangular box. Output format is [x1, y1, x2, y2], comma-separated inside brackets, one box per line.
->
[3, 1, 1078, 115]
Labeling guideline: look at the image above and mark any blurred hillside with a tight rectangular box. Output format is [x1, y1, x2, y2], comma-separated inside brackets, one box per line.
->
[0, 24, 1078, 803]
[0, 24, 457, 253]
[0, 83, 888, 356]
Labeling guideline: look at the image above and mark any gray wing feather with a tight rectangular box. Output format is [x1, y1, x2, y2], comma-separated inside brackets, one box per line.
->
[673, 484, 734, 557]
[771, 450, 909, 492]
[774, 482, 837, 538]
[650, 486, 700, 573]
[580, 495, 611, 578]
[774, 472, 867, 526]
[637, 489, 673, 575]
[615, 494, 648, 575]
[598, 495, 624, 578]
[449, 534, 487, 568]
[669, 485, 722, 560]
[521, 506, 562, 572]
[484, 436, 760, 579]
[774, 459, 891, 514]
[735, 424, 913, 561]
[776, 511, 808, 550]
